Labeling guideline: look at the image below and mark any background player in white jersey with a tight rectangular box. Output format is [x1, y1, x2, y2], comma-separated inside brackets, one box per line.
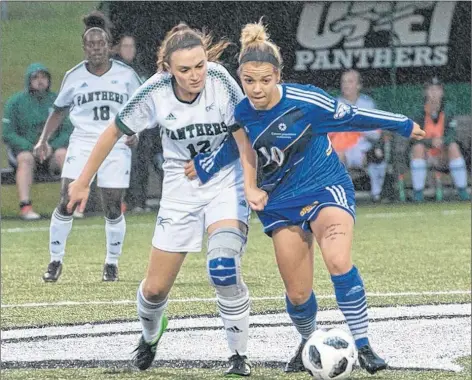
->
[34, 12, 142, 283]
[67, 23, 252, 376]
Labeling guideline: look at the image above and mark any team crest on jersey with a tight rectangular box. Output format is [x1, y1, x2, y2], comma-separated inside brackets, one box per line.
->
[333, 102, 352, 119]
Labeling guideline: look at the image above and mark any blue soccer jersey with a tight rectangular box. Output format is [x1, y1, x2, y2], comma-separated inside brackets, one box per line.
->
[193, 83, 414, 234]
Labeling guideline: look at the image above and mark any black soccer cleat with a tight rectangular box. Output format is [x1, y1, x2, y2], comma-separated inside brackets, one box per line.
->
[284, 340, 307, 373]
[357, 343, 388, 374]
[102, 263, 118, 282]
[132, 315, 168, 371]
[225, 352, 251, 377]
[42, 261, 62, 282]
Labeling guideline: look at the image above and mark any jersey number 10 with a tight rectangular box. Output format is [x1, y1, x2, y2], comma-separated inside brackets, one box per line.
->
[258, 146, 285, 167]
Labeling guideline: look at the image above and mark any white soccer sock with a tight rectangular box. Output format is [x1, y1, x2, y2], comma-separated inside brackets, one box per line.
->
[49, 208, 73, 263]
[410, 158, 427, 191]
[105, 214, 126, 265]
[367, 161, 387, 197]
[217, 294, 251, 356]
[137, 281, 168, 343]
[449, 157, 468, 189]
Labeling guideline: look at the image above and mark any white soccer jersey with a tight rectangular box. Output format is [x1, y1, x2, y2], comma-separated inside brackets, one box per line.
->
[115, 62, 244, 202]
[116, 62, 243, 163]
[54, 59, 142, 146]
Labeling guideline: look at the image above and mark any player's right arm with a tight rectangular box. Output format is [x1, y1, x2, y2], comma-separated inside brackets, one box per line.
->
[231, 124, 267, 211]
[35, 73, 74, 162]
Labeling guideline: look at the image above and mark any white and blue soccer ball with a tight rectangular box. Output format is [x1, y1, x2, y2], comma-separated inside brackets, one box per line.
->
[302, 328, 357, 380]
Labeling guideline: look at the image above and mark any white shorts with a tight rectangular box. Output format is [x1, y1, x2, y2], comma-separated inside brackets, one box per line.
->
[62, 142, 131, 188]
[152, 178, 250, 252]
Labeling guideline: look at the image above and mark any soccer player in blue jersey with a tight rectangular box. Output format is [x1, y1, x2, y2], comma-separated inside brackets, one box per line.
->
[190, 20, 425, 375]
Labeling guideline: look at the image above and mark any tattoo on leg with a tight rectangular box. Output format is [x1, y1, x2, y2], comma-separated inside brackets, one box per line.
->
[325, 223, 346, 241]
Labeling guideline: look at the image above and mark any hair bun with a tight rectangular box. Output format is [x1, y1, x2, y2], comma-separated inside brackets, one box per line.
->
[240, 20, 269, 49]
[83, 11, 109, 30]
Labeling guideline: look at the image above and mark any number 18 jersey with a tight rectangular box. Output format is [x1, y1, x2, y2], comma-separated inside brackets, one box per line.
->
[54, 59, 142, 146]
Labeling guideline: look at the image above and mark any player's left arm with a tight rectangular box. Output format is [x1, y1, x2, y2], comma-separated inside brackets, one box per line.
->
[310, 91, 424, 140]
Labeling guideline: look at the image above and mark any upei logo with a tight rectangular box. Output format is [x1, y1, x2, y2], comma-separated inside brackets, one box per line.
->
[294, 2, 456, 71]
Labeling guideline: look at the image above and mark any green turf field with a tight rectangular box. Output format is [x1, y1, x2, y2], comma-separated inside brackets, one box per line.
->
[1, 203, 471, 379]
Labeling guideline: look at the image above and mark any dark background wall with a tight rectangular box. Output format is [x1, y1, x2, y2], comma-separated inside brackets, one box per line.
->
[104, 1, 471, 90]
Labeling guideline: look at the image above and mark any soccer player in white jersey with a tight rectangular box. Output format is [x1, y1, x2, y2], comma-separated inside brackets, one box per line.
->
[67, 23, 252, 376]
[34, 12, 142, 282]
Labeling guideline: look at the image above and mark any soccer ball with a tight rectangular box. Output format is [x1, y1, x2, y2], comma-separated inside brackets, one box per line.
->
[302, 328, 356, 379]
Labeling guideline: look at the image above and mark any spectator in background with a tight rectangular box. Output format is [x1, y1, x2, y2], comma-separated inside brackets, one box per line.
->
[2, 63, 72, 220]
[113, 33, 163, 213]
[113, 33, 148, 80]
[408, 77, 469, 202]
[329, 69, 386, 201]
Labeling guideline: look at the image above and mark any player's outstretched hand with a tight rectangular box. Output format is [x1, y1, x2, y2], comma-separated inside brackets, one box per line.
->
[125, 134, 139, 148]
[184, 160, 197, 179]
[410, 122, 426, 140]
[67, 179, 90, 214]
[246, 187, 268, 211]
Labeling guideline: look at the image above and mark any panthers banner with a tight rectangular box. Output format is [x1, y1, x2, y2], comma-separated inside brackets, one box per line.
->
[107, 1, 470, 88]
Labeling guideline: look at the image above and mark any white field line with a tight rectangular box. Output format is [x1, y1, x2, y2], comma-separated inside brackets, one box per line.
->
[1, 290, 470, 309]
[1, 209, 468, 234]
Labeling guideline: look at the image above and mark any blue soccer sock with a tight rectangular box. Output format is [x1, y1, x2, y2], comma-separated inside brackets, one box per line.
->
[286, 291, 318, 341]
[331, 266, 369, 349]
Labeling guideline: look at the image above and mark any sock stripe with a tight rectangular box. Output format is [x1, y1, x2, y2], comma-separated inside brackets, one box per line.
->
[337, 295, 366, 306]
[217, 299, 250, 315]
[342, 305, 368, 316]
[105, 214, 124, 224]
[53, 209, 72, 222]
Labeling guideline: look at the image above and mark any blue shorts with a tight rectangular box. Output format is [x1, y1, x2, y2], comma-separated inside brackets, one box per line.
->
[257, 184, 356, 236]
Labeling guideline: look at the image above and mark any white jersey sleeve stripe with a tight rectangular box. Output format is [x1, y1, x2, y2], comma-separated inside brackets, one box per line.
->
[286, 94, 335, 112]
[286, 86, 335, 104]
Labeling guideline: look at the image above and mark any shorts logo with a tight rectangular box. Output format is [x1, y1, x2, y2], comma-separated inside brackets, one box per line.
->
[66, 156, 76, 164]
[239, 199, 247, 208]
[300, 201, 319, 216]
[156, 216, 172, 230]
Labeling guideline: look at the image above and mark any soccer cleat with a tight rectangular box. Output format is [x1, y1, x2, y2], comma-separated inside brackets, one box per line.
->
[20, 205, 41, 220]
[284, 340, 307, 373]
[357, 343, 388, 374]
[42, 261, 62, 282]
[132, 315, 168, 370]
[225, 352, 251, 377]
[102, 263, 118, 282]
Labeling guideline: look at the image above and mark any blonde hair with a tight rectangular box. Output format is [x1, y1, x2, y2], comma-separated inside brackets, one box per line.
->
[157, 23, 231, 72]
[238, 19, 282, 69]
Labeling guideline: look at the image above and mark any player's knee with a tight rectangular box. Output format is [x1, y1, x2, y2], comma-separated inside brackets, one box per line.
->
[142, 279, 169, 303]
[207, 227, 248, 300]
[104, 201, 122, 220]
[286, 288, 313, 306]
[325, 258, 352, 276]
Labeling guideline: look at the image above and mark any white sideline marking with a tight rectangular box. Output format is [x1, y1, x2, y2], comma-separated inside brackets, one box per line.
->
[2, 304, 471, 372]
[1, 290, 470, 309]
[1, 209, 468, 234]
